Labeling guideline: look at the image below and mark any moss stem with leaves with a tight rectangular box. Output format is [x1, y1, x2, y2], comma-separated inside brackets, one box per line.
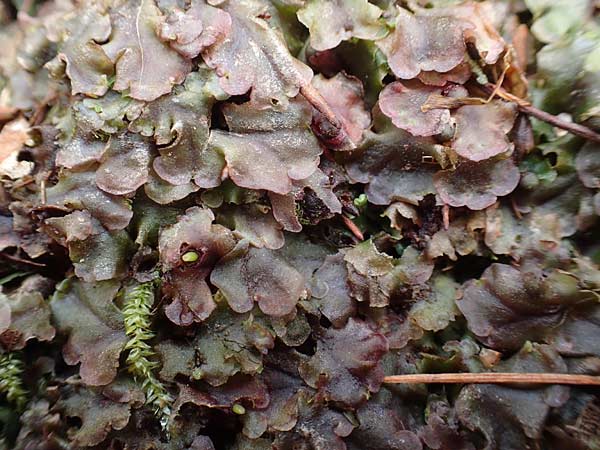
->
[0, 353, 27, 410]
[122, 281, 172, 431]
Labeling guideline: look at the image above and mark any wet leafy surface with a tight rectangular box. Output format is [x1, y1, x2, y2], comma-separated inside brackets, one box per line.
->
[1, 0, 600, 449]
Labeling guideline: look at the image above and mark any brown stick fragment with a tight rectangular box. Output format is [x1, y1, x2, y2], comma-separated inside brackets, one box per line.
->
[0, 252, 46, 267]
[40, 179, 46, 205]
[384, 372, 600, 386]
[341, 215, 364, 241]
[300, 84, 356, 150]
[421, 95, 485, 112]
[480, 84, 600, 144]
[442, 204, 450, 230]
[518, 103, 600, 144]
[300, 84, 342, 129]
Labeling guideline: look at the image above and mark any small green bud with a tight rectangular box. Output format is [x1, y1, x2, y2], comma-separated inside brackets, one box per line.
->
[192, 368, 204, 380]
[182, 251, 199, 263]
[213, 290, 225, 303]
[353, 194, 368, 208]
[232, 403, 246, 415]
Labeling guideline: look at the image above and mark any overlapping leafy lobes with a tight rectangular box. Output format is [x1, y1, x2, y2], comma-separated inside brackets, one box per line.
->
[0, 0, 600, 449]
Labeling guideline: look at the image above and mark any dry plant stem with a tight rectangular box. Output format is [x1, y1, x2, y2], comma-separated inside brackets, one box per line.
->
[484, 64, 508, 103]
[442, 204, 450, 230]
[341, 215, 364, 241]
[0, 252, 45, 267]
[300, 84, 342, 130]
[300, 84, 356, 150]
[40, 179, 46, 205]
[480, 84, 600, 144]
[384, 373, 600, 385]
[425, 84, 600, 144]
[518, 103, 600, 144]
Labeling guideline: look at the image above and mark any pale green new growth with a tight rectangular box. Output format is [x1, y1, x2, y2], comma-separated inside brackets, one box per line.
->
[353, 193, 368, 208]
[181, 251, 199, 263]
[0, 353, 27, 410]
[232, 403, 246, 415]
[122, 281, 172, 430]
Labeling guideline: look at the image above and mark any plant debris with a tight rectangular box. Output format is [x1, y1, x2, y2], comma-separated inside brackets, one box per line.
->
[1, 0, 600, 449]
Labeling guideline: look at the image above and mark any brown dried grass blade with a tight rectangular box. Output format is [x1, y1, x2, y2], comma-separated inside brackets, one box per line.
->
[384, 373, 600, 385]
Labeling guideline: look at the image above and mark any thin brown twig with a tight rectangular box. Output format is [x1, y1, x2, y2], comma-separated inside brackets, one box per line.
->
[341, 215, 364, 241]
[421, 95, 485, 112]
[0, 252, 46, 267]
[384, 373, 600, 385]
[422, 62, 508, 112]
[300, 84, 342, 129]
[425, 83, 600, 144]
[484, 62, 508, 103]
[442, 204, 450, 230]
[518, 103, 600, 144]
[40, 179, 46, 205]
[300, 84, 355, 150]
[480, 84, 600, 144]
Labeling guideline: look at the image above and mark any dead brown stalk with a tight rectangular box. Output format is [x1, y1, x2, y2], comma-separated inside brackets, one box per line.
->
[384, 372, 600, 385]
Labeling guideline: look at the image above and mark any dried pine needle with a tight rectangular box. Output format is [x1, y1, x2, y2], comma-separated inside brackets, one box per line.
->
[384, 373, 600, 385]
